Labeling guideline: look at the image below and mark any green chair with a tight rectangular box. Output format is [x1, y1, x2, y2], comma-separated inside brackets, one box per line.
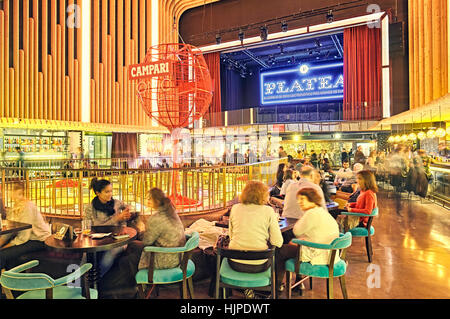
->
[0, 260, 97, 299]
[215, 246, 277, 299]
[340, 207, 378, 262]
[285, 232, 352, 299]
[135, 232, 199, 299]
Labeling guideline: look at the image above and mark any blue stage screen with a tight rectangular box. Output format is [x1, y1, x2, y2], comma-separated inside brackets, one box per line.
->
[260, 61, 344, 105]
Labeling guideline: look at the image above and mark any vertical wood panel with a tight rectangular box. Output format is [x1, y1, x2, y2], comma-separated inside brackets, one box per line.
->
[48, 55, 53, 119]
[42, 1, 48, 119]
[118, 0, 124, 125]
[29, 18, 34, 118]
[9, 69, 14, 116]
[0, 11, 4, 115]
[110, 0, 116, 124]
[93, 0, 100, 123]
[4, 1, 10, 117]
[99, 63, 104, 122]
[68, 0, 75, 121]
[74, 59, 79, 122]
[51, 0, 57, 119]
[423, 0, 432, 104]
[107, 35, 112, 124]
[432, 0, 442, 101]
[19, 51, 25, 118]
[39, 73, 44, 119]
[23, 1, 30, 118]
[13, 1, 19, 116]
[60, 0, 66, 120]
[57, 25, 62, 120]
[33, 0, 39, 119]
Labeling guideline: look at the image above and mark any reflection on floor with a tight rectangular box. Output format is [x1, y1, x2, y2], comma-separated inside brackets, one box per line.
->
[150, 190, 450, 299]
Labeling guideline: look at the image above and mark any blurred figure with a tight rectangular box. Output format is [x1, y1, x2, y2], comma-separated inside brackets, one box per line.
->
[341, 148, 349, 164]
[279, 146, 288, 158]
[340, 163, 364, 193]
[354, 146, 366, 165]
[280, 169, 296, 197]
[365, 150, 377, 172]
[310, 150, 318, 168]
[270, 163, 286, 197]
[388, 145, 409, 216]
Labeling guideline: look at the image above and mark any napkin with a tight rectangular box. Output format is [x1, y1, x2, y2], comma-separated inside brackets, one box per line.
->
[91, 233, 112, 239]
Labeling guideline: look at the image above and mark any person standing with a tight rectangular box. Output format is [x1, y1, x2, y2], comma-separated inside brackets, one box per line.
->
[354, 146, 366, 165]
[341, 148, 349, 164]
[279, 146, 288, 158]
[310, 150, 318, 169]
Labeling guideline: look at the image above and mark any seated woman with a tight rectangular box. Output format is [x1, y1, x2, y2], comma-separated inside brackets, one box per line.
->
[269, 163, 286, 197]
[83, 178, 132, 277]
[279, 169, 297, 197]
[99, 188, 185, 299]
[229, 181, 283, 273]
[0, 182, 51, 270]
[339, 170, 378, 232]
[275, 187, 340, 290]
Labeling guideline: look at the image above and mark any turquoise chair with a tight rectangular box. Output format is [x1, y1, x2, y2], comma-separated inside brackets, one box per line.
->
[340, 207, 378, 262]
[0, 260, 97, 299]
[215, 246, 277, 299]
[135, 232, 199, 299]
[285, 232, 352, 299]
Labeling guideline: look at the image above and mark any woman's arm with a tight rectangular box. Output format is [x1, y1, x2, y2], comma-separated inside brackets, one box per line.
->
[268, 211, 283, 248]
[142, 215, 162, 246]
[348, 193, 375, 215]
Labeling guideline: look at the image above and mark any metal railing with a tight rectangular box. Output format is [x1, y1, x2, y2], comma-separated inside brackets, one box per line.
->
[0, 158, 286, 220]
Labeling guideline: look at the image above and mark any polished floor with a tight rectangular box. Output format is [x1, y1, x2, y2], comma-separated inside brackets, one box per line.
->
[153, 189, 450, 299]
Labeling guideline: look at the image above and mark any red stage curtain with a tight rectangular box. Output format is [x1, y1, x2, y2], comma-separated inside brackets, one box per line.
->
[343, 25, 382, 121]
[203, 52, 222, 126]
[112, 133, 138, 158]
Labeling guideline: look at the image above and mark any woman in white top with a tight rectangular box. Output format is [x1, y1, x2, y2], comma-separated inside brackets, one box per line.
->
[0, 182, 51, 270]
[293, 187, 340, 265]
[280, 169, 297, 196]
[228, 181, 283, 273]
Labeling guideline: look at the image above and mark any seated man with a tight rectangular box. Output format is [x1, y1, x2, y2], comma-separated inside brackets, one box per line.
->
[339, 163, 364, 193]
[334, 160, 353, 187]
[282, 166, 327, 220]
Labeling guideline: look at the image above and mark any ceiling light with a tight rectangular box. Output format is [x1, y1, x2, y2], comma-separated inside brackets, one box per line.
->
[435, 128, 446, 138]
[427, 129, 436, 138]
[326, 9, 334, 23]
[281, 21, 288, 32]
[215, 34, 221, 45]
[260, 26, 268, 41]
[417, 131, 426, 140]
[238, 30, 244, 43]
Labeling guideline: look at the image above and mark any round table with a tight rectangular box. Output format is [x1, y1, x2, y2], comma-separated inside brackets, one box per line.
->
[45, 226, 137, 293]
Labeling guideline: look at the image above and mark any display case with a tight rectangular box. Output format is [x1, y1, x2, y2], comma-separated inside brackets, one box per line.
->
[1, 129, 69, 161]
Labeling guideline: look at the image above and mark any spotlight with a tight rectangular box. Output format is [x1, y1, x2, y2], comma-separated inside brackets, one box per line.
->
[238, 30, 244, 43]
[314, 39, 322, 47]
[281, 21, 288, 32]
[215, 34, 222, 45]
[326, 9, 334, 23]
[260, 26, 268, 41]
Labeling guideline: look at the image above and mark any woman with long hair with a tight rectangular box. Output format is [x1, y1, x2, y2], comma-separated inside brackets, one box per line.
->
[270, 163, 286, 197]
[0, 182, 51, 270]
[83, 178, 133, 279]
[340, 170, 378, 231]
[99, 188, 186, 298]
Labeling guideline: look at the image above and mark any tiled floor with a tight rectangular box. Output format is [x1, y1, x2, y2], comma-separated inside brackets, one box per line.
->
[151, 190, 450, 299]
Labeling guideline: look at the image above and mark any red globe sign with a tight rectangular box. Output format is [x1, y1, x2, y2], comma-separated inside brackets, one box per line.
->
[130, 43, 213, 132]
[129, 43, 213, 210]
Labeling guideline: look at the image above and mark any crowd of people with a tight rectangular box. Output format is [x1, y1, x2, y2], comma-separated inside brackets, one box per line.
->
[0, 143, 436, 299]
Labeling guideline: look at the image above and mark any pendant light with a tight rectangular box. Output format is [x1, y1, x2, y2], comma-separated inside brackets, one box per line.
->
[435, 105, 446, 138]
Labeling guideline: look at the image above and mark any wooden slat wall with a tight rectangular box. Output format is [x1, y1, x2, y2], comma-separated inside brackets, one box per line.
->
[0, 1, 216, 125]
[0, 0, 82, 121]
[409, 0, 449, 109]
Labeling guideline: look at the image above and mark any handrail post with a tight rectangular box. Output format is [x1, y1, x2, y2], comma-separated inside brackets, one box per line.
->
[222, 167, 227, 208]
[78, 170, 84, 219]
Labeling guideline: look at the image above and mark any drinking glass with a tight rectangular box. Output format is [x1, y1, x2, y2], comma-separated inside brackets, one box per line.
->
[81, 219, 92, 235]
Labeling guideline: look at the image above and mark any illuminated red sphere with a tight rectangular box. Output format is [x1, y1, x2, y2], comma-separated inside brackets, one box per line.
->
[136, 43, 213, 131]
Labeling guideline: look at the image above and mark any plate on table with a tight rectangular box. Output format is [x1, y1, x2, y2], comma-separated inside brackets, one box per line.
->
[91, 233, 112, 239]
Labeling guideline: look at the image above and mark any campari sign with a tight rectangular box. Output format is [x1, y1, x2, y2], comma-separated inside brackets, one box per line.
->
[260, 61, 344, 105]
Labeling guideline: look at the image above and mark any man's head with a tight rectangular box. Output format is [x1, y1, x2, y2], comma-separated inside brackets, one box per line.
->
[342, 160, 349, 169]
[357, 145, 362, 151]
[15, 147, 21, 152]
[279, 146, 284, 151]
[353, 163, 364, 173]
[342, 148, 346, 152]
[300, 166, 316, 182]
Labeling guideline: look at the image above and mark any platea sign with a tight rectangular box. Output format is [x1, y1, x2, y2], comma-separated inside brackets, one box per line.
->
[260, 61, 344, 105]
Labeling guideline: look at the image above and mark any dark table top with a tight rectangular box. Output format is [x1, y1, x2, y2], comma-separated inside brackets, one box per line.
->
[44, 226, 137, 254]
[215, 217, 298, 233]
[0, 220, 32, 235]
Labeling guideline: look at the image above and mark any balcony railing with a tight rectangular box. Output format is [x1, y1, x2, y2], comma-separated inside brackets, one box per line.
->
[0, 158, 286, 220]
